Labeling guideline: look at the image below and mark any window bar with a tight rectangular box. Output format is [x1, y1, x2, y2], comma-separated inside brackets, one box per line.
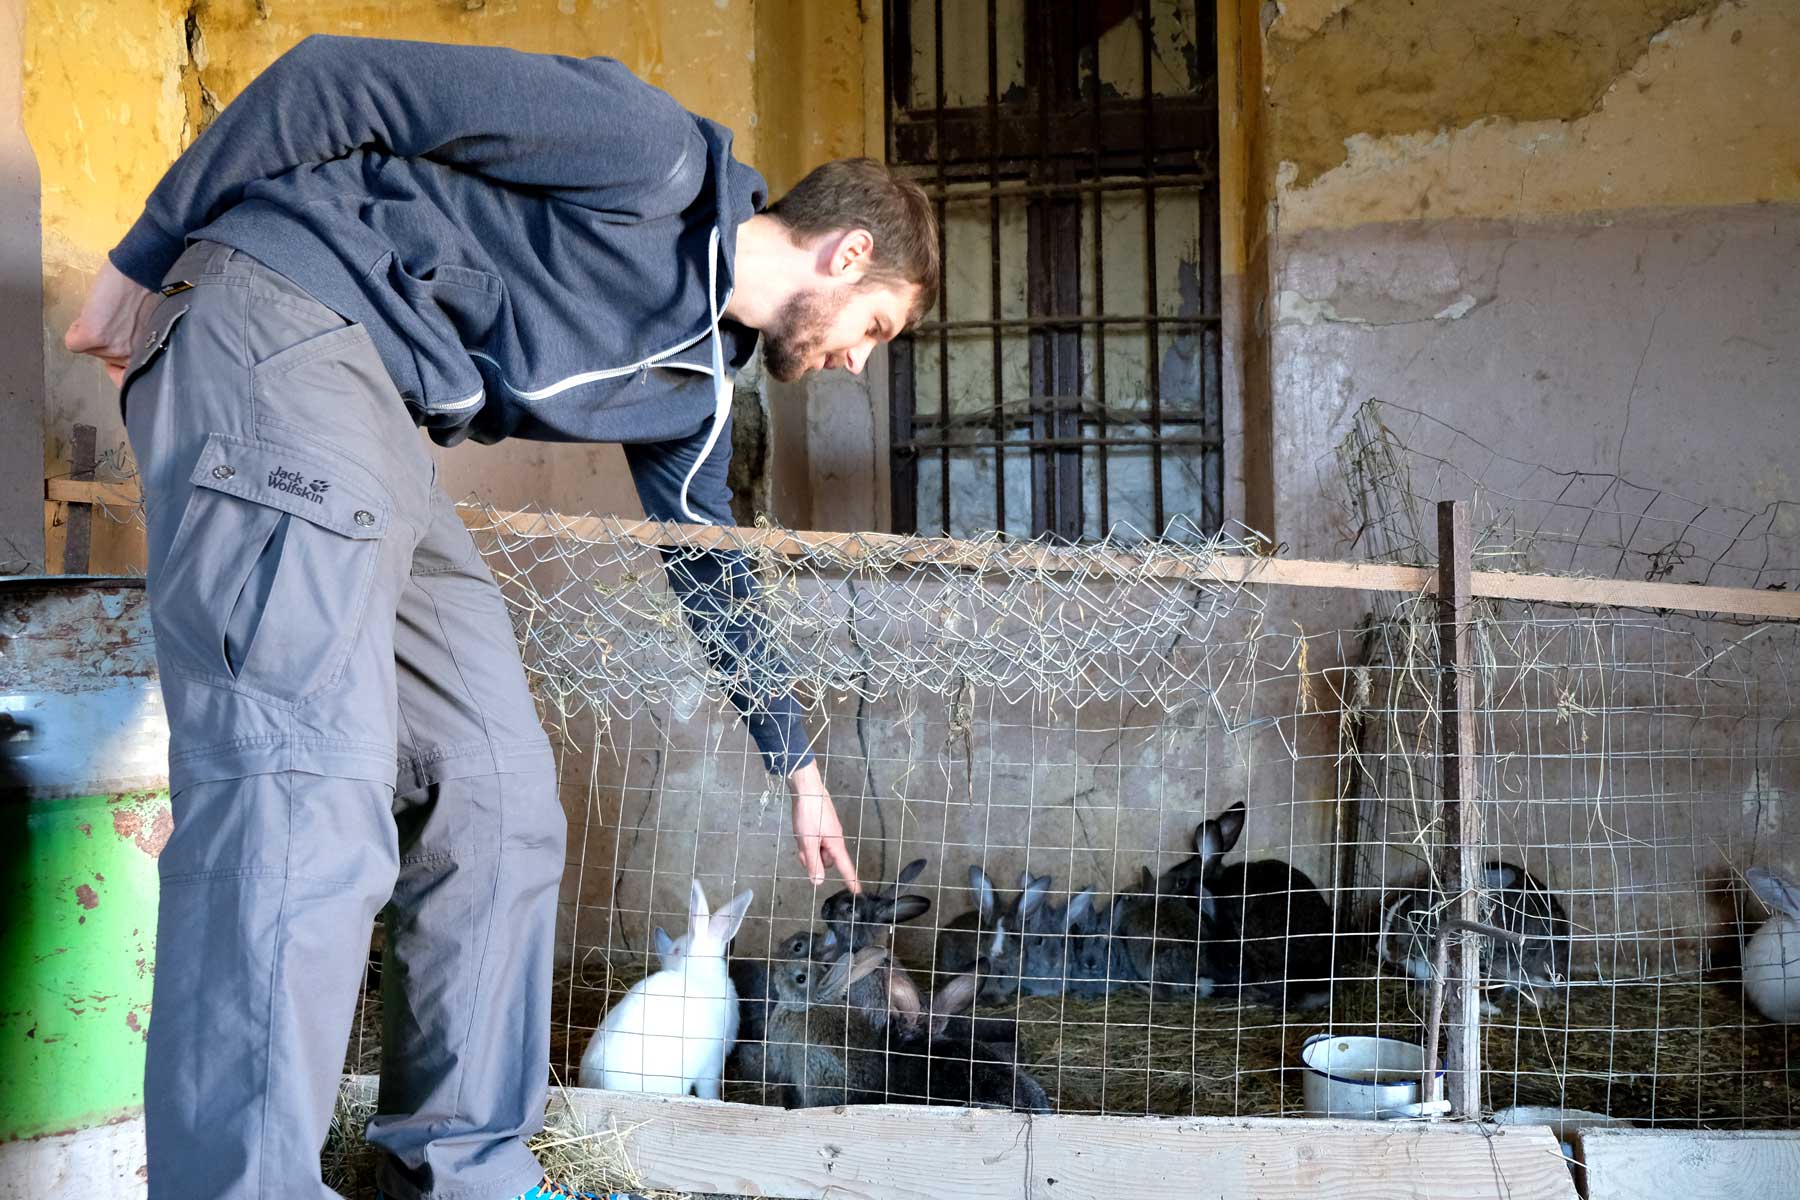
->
[988, 0, 1006, 536]
[885, 0, 918, 536]
[1089, 1, 1108, 535]
[1139, 0, 1166, 537]
[934, 0, 951, 536]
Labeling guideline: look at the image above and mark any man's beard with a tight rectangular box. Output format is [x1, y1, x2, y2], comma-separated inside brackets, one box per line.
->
[760, 287, 851, 383]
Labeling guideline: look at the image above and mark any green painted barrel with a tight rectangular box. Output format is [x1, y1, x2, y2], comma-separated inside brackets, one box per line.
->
[0, 579, 169, 1142]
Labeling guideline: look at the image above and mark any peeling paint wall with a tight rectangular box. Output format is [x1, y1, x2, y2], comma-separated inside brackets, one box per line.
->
[1250, 0, 1800, 546]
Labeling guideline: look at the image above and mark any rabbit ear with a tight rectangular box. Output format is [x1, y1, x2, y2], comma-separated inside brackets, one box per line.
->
[652, 926, 676, 959]
[1019, 875, 1051, 920]
[889, 894, 932, 924]
[929, 973, 979, 1038]
[970, 866, 997, 919]
[1067, 888, 1094, 928]
[1484, 862, 1524, 890]
[820, 946, 889, 1001]
[1748, 868, 1800, 920]
[897, 858, 929, 887]
[708, 889, 756, 945]
[1212, 802, 1247, 854]
[887, 966, 925, 1023]
[688, 878, 711, 930]
[820, 926, 841, 954]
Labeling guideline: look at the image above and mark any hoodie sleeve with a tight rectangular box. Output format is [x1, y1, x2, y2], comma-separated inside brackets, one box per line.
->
[111, 34, 706, 289]
[622, 423, 817, 780]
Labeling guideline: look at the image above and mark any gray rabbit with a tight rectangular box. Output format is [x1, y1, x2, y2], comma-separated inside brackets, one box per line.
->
[933, 866, 1028, 1002]
[1378, 860, 1569, 1012]
[1106, 863, 1211, 996]
[762, 946, 896, 1108]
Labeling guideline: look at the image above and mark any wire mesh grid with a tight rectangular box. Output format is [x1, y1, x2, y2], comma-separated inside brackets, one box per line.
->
[336, 401, 1799, 1131]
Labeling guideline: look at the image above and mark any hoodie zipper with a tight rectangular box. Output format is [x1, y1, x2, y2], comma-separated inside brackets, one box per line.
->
[457, 227, 736, 525]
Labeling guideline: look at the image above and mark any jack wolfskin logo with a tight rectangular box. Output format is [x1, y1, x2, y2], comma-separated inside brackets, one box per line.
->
[267, 466, 330, 504]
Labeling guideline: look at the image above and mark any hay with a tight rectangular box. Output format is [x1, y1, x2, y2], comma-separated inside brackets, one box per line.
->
[345, 956, 1800, 1143]
[1011, 976, 1800, 1124]
[321, 1076, 716, 1200]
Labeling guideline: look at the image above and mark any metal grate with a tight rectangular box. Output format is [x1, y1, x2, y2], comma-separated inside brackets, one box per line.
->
[884, 0, 1222, 542]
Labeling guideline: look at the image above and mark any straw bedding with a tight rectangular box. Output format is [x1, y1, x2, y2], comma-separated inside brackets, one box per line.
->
[345, 952, 1800, 1129]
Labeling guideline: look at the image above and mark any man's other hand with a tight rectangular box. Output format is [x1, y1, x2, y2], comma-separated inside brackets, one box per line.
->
[787, 760, 859, 893]
[65, 261, 160, 387]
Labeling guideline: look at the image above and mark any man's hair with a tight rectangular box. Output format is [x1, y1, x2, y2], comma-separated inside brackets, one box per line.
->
[765, 158, 940, 325]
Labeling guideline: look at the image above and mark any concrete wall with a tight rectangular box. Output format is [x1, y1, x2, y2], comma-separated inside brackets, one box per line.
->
[0, 0, 45, 576]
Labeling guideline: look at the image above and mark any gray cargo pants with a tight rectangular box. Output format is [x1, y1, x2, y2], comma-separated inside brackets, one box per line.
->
[122, 241, 562, 1200]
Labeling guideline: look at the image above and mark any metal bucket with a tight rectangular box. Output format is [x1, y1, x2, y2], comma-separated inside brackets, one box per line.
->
[0, 578, 169, 1143]
[1299, 1033, 1450, 1120]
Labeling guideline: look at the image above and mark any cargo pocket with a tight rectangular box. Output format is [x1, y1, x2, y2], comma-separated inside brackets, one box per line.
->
[153, 431, 390, 709]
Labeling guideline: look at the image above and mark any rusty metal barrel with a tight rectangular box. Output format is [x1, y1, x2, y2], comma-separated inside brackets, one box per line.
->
[0, 578, 169, 1152]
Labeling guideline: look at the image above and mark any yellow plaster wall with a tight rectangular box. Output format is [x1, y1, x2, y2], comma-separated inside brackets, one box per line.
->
[1261, 0, 1800, 232]
[25, 0, 872, 571]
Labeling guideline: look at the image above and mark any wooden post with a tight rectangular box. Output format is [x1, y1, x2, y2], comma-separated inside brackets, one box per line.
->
[1435, 499, 1481, 1117]
[59, 423, 96, 574]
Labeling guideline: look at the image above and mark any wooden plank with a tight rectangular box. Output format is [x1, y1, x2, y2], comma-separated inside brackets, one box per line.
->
[45, 478, 142, 509]
[1434, 500, 1482, 1119]
[58, 423, 95, 574]
[34, 482, 1800, 621]
[382, 1081, 1571, 1200]
[1576, 1128, 1800, 1200]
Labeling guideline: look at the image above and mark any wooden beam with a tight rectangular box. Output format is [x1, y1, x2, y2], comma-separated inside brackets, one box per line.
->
[1433, 500, 1482, 1119]
[45, 478, 143, 509]
[338, 1076, 1574, 1200]
[57, 423, 96, 574]
[35, 483, 1800, 621]
[1575, 1128, 1800, 1200]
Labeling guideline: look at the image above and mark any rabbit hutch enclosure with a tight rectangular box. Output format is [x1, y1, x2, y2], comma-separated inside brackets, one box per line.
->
[322, 403, 1800, 1197]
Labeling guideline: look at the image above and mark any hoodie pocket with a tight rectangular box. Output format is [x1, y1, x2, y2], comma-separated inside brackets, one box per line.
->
[153, 431, 390, 709]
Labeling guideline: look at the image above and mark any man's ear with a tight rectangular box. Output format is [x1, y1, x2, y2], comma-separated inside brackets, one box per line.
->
[822, 229, 875, 281]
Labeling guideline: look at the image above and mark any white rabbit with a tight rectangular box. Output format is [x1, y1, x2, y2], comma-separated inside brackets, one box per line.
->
[579, 879, 754, 1098]
[1744, 868, 1800, 1022]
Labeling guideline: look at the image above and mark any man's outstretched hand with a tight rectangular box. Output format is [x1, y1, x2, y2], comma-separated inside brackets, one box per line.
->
[64, 260, 160, 387]
[787, 760, 859, 893]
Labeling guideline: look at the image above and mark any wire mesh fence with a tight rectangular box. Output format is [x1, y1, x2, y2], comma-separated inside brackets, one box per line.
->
[338, 400, 1800, 1134]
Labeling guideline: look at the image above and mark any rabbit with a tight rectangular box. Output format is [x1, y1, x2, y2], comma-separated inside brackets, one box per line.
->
[1107, 863, 1210, 996]
[1378, 860, 1568, 1013]
[728, 926, 818, 1097]
[1191, 801, 1336, 1010]
[879, 971, 1053, 1112]
[1061, 886, 1123, 998]
[1743, 868, 1800, 1022]
[820, 857, 932, 954]
[581, 879, 754, 1098]
[1012, 881, 1108, 999]
[1484, 861, 1570, 997]
[933, 865, 1031, 1002]
[762, 946, 895, 1108]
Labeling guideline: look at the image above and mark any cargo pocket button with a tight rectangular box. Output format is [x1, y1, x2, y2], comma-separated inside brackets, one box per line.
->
[211, 464, 235, 480]
[354, 510, 376, 527]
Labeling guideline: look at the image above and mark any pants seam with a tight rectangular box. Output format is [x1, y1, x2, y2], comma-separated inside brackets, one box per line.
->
[255, 771, 294, 1200]
[424, 585, 504, 776]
